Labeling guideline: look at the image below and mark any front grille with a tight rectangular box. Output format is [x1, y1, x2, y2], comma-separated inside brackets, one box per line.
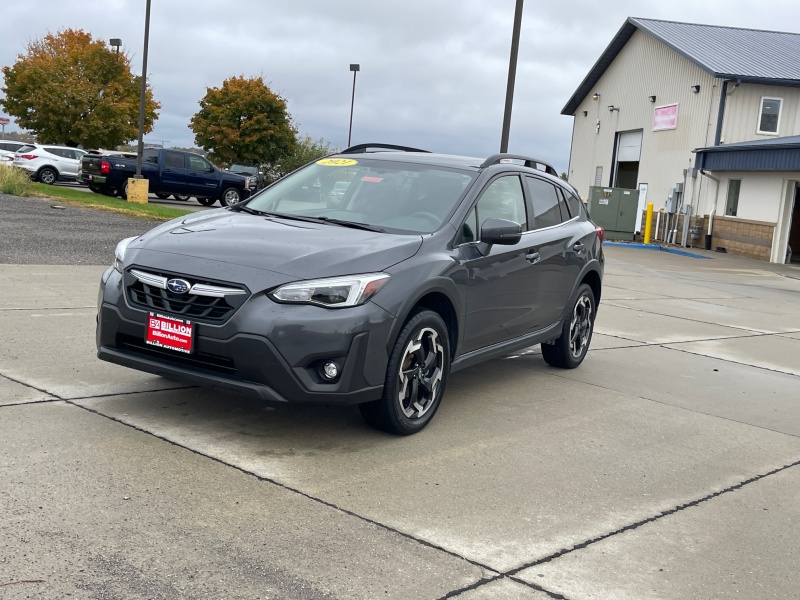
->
[117, 334, 237, 376]
[126, 270, 249, 323]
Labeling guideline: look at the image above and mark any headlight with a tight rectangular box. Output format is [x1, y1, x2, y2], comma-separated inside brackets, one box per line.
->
[113, 236, 137, 272]
[270, 273, 390, 308]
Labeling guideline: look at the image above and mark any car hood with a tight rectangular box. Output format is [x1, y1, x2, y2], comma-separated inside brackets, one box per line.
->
[127, 209, 423, 279]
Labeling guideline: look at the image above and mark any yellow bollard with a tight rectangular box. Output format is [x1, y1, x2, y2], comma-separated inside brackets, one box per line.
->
[643, 202, 654, 244]
[126, 177, 149, 204]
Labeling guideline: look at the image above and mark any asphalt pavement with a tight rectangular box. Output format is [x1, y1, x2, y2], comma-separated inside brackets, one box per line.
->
[1, 195, 799, 599]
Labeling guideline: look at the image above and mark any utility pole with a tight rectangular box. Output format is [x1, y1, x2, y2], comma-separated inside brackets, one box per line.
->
[500, 0, 524, 153]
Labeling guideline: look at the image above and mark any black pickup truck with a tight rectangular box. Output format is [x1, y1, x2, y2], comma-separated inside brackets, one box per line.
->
[80, 148, 251, 206]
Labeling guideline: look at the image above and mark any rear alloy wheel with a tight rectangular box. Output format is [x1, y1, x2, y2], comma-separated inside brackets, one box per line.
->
[541, 283, 596, 369]
[120, 181, 128, 200]
[220, 187, 242, 207]
[359, 309, 450, 435]
[38, 167, 57, 185]
[196, 197, 216, 207]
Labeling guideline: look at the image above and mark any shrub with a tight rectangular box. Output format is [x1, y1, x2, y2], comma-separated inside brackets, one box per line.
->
[0, 164, 34, 196]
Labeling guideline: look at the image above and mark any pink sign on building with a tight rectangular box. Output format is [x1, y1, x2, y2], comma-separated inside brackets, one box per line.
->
[653, 104, 678, 131]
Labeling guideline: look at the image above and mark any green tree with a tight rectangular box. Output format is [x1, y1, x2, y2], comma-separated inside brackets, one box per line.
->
[267, 135, 337, 183]
[190, 75, 297, 166]
[1, 29, 160, 148]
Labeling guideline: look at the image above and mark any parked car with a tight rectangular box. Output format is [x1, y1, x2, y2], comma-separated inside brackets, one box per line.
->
[0, 141, 28, 162]
[227, 163, 265, 192]
[12, 144, 87, 184]
[80, 148, 250, 206]
[97, 144, 604, 435]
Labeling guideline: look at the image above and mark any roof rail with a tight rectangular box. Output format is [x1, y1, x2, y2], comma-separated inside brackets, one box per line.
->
[341, 143, 431, 154]
[481, 154, 558, 177]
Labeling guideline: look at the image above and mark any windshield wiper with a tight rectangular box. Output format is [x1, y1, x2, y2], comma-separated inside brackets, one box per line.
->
[314, 216, 385, 232]
[229, 207, 385, 232]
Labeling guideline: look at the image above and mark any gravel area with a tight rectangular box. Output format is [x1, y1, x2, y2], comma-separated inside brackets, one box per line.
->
[0, 193, 164, 265]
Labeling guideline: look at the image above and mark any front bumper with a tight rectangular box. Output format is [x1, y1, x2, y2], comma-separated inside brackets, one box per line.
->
[96, 267, 394, 405]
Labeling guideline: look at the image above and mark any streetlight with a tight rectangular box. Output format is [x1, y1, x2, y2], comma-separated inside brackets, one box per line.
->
[109, 38, 122, 54]
[500, 0, 523, 153]
[135, 0, 151, 180]
[348, 63, 360, 147]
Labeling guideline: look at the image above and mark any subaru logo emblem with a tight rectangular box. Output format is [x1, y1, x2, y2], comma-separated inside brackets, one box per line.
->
[166, 278, 191, 294]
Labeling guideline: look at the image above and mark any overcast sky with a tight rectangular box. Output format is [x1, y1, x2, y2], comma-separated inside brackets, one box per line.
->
[2, 0, 800, 171]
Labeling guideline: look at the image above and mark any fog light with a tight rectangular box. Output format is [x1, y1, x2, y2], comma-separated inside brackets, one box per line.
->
[322, 362, 339, 380]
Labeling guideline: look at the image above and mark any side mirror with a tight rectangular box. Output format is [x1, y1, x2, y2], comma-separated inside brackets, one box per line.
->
[480, 218, 522, 245]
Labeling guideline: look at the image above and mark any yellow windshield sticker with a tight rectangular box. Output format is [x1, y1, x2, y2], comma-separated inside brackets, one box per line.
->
[317, 158, 358, 167]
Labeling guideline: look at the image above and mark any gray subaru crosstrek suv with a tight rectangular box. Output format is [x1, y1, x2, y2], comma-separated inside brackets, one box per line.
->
[97, 144, 604, 435]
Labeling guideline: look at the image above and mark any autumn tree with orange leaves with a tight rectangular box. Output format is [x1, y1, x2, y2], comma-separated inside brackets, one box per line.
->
[190, 75, 297, 166]
[0, 29, 160, 149]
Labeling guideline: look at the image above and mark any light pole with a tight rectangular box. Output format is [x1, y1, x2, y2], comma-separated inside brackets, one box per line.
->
[109, 38, 122, 54]
[135, 0, 152, 179]
[347, 63, 360, 147]
[500, 0, 524, 153]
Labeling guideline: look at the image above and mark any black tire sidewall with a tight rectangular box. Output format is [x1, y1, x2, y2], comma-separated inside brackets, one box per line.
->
[382, 309, 450, 434]
[554, 283, 596, 368]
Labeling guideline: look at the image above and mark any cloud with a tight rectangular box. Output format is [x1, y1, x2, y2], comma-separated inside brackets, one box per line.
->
[2, 0, 800, 173]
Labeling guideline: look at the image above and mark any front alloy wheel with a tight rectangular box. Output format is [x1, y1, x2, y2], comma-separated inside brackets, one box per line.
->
[359, 309, 450, 435]
[397, 327, 444, 420]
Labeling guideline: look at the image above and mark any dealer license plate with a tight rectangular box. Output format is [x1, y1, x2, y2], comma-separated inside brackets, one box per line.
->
[145, 313, 194, 354]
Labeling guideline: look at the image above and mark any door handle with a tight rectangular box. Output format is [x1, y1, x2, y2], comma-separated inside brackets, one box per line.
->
[525, 251, 541, 264]
[573, 242, 585, 252]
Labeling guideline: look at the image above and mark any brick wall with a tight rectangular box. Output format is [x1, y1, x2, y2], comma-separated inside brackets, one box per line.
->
[639, 211, 775, 261]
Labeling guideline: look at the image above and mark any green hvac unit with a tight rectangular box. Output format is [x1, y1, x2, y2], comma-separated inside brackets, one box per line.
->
[588, 186, 639, 241]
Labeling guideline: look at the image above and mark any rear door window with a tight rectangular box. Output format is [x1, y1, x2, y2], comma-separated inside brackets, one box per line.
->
[165, 151, 185, 168]
[525, 176, 567, 230]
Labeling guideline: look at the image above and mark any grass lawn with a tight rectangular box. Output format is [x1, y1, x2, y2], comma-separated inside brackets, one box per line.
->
[29, 183, 193, 221]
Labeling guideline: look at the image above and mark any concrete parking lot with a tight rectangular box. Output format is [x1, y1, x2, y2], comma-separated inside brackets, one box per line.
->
[1, 195, 799, 599]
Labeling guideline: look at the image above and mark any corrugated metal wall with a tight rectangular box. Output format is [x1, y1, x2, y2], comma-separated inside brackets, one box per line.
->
[720, 83, 800, 143]
[568, 30, 718, 207]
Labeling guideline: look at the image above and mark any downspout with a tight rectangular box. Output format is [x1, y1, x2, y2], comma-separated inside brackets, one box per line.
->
[700, 159, 721, 250]
[713, 80, 729, 146]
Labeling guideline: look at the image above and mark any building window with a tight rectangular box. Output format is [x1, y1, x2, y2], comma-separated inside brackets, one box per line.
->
[757, 97, 782, 135]
[726, 179, 741, 216]
[594, 166, 603, 186]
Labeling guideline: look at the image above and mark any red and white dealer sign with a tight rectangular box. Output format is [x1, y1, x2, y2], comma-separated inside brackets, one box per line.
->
[145, 313, 194, 354]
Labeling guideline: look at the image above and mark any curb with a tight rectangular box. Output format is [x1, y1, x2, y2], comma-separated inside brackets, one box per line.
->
[603, 242, 711, 259]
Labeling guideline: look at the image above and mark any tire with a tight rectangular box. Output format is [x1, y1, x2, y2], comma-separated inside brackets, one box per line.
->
[541, 283, 596, 369]
[173, 194, 191, 201]
[89, 184, 101, 194]
[219, 187, 242, 207]
[359, 309, 450, 435]
[196, 197, 216, 207]
[101, 187, 116, 197]
[37, 167, 57, 185]
[155, 192, 170, 199]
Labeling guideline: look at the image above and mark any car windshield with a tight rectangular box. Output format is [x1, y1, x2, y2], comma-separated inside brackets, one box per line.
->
[229, 164, 257, 175]
[244, 158, 475, 234]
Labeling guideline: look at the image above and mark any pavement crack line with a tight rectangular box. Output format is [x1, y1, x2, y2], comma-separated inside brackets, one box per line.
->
[661, 344, 800, 379]
[63, 399, 501, 578]
[504, 458, 800, 578]
[603, 301, 800, 336]
[437, 574, 575, 600]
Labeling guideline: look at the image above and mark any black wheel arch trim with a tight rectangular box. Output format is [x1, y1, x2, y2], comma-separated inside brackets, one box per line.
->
[376, 276, 462, 361]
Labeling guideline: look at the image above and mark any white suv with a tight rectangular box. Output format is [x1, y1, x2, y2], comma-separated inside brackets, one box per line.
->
[12, 144, 87, 184]
[0, 141, 27, 163]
